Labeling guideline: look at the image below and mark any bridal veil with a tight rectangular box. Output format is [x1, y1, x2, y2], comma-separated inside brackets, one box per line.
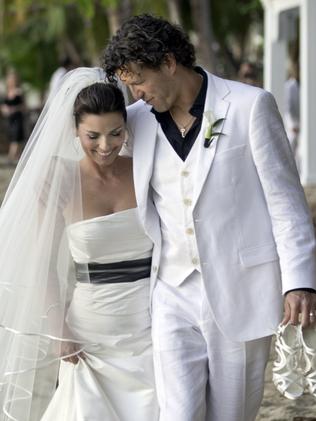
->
[0, 67, 106, 420]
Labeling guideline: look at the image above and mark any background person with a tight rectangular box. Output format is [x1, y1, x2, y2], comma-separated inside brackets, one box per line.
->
[284, 61, 300, 171]
[48, 56, 76, 96]
[237, 61, 260, 86]
[1, 70, 25, 164]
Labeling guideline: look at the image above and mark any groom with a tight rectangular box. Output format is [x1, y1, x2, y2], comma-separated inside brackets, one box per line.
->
[103, 14, 316, 421]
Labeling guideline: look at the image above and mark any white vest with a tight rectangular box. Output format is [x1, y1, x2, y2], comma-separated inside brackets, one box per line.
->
[151, 126, 201, 286]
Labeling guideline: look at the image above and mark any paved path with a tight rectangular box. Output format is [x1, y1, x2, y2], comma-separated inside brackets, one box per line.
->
[0, 155, 316, 420]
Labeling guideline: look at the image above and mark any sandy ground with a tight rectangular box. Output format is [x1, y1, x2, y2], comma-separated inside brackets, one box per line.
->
[1, 155, 316, 420]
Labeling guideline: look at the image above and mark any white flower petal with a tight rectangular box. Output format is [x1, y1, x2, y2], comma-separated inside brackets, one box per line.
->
[203, 110, 216, 125]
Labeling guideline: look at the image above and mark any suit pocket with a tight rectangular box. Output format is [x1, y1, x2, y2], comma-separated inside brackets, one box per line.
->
[239, 243, 279, 267]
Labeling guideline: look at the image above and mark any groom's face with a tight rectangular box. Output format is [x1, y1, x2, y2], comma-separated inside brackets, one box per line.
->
[117, 62, 176, 113]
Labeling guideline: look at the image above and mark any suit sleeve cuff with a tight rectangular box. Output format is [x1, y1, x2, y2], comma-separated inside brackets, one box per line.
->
[284, 287, 316, 295]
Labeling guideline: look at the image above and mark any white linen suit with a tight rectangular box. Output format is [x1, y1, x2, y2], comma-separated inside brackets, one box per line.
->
[125, 71, 316, 420]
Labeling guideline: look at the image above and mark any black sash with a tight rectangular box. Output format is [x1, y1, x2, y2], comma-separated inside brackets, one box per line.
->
[74, 257, 152, 284]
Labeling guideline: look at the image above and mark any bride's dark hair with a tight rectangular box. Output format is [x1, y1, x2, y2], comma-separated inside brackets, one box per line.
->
[73, 82, 127, 128]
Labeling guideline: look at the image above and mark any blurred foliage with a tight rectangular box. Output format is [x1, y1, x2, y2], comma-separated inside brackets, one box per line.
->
[0, 0, 110, 92]
[0, 0, 263, 94]
[212, 0, 263, 69]
[132, 0, 167, 16]
[214, 0, 263, 32]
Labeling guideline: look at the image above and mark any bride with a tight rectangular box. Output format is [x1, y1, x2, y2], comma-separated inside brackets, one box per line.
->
[0, 67, 159, 420]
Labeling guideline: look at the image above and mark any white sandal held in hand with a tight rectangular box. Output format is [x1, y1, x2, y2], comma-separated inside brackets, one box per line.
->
[301, 325, 316, 398]
[272, 323, 305, 400]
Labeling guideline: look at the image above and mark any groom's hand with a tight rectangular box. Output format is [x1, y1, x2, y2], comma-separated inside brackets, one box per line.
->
[282, 290, 316, 327]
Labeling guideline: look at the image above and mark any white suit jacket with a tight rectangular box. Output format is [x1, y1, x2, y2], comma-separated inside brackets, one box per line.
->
[125, 71, 316, 342]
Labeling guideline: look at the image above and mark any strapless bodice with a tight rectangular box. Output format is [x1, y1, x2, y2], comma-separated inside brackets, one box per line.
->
[67, 208, 153, 264]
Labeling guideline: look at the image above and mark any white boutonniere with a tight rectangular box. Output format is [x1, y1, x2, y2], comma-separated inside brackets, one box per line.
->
[203, 110, 226, 148]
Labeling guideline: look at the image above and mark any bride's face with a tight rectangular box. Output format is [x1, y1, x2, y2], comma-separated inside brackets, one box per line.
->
[77, 112, 126, 167]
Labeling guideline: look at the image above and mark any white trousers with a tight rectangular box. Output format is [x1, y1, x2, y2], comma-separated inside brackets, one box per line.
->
[152, 271, 271, 421]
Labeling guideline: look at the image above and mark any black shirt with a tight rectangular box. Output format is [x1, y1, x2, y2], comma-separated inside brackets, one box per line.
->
[151, 67, 207, 161]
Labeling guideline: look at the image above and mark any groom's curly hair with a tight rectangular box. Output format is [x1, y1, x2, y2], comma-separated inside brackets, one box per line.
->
[102, 14, 196, 83]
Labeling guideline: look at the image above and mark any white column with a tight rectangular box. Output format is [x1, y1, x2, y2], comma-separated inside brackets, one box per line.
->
[263, 4, 287, 114]
[263, 5, 274, 90]
[300, 0, 316, 184]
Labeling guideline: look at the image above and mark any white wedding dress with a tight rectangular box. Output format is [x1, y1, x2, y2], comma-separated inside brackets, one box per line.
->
[41, 208, 159, 421]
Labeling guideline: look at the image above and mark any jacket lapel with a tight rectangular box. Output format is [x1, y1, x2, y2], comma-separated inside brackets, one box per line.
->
[193, 73, 230, 207]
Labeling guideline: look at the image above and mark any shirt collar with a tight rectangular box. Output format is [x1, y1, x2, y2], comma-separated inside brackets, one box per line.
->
[189, 66, 208, 117]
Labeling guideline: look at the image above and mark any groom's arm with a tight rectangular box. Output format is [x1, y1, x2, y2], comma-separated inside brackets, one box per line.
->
[248, 90, 316, 325]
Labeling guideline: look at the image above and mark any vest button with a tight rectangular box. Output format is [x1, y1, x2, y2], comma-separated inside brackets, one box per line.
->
[192, 257, 199, 265]
[183, 198, 192, 206]
[181, 170, 190, 177]
[152, 265, 158, 273]
[186, 228, 194, 235]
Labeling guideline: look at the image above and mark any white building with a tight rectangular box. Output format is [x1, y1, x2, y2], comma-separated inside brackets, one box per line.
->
[260, 0, 316, 185]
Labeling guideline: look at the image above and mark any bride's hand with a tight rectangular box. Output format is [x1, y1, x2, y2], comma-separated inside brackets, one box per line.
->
[60, 341, 85, 364]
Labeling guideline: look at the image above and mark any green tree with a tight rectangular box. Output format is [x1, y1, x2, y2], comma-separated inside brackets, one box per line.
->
[0, 1, 110, 93]
[0, 0, 264, 94]
[211, 0, 263, 75]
